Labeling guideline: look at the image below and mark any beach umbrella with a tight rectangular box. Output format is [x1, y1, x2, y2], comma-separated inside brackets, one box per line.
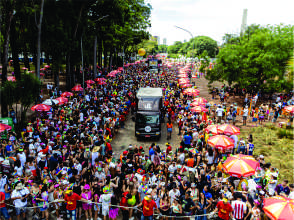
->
[71, 84, 83, 91]
[183, 88, 200, 96]
[189, 148, 199, 154]
[97, 81, 107, 85]
[205, 124, 219, 135]
[61, 92, 73, 97]
[42, 99, 59, 106]
[7, 76, 16, 81]
[284, 105, 294, 114]
[191, 106, 208, 113]
[56, 97, 68, 105]
[207, 135, 234, 151]
[190, 101, 206, 107]
[193, 97, 207, 104]
[31, 104, 51, 112]
[263, 196, 294, 220]
[85, 80, 95, 84]
[0, 123, 12, 133]
[222, 154, 259, 178]
[181, 83, 192, 88]
[217, 124, 240, 135]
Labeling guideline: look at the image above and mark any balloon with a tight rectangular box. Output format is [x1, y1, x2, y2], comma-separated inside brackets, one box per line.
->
[138, 48, 146, 56]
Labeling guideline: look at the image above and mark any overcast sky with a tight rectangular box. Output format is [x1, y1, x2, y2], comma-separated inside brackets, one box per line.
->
[147, 0, 294, 45]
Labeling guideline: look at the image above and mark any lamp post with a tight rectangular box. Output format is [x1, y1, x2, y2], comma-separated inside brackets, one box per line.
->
[174, 25, 194, 58]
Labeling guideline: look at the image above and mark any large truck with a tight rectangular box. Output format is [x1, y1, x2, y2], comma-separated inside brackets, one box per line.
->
[134, 88, 163, 140]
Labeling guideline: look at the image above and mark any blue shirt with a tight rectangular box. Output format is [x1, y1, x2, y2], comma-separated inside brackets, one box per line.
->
[6, 145, 13, 156]
[149, 148, 155, 157]
[184, 135, 192, 145]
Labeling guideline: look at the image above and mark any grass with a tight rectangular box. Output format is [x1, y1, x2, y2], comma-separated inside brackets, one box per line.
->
[240, 123, 294, 182]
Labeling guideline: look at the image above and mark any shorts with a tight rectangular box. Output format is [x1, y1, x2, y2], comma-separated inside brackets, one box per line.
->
[232, 117, 236, 122]
[67, 209, 76, 220]
[102, 206, 110, 216]
[40, 205, 48, 212]
[141, 214, 153, 220]
[76, 200, 82, 208]
[243, 116, 247, 120]
[0, 207, 10, 219]
[15, 206, 26, 216]
[160, 208, 170, 216]
[167, 128, 172, 132]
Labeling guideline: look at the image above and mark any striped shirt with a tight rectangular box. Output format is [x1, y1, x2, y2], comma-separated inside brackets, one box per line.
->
[232, 200, 247, 219]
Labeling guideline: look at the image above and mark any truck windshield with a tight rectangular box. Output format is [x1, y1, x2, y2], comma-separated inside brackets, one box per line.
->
[136, 114, 159, 124]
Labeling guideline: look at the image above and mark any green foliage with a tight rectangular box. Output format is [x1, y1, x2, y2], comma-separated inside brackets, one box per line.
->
[207, 24, 294, 93]
[18, 72, 41, 109]
[167, 36, 218, 58]
[0, 81, 18, 107]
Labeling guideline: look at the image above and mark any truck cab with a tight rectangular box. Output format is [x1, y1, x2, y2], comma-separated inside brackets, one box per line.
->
[135, 88, 162, 140]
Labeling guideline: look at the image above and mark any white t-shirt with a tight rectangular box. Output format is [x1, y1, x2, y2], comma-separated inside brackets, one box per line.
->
[15, 166, 23, 176]
[169, 189, 180, 205]
[11, 188, 30, 208]
[168, 165, 177, 173]
[243, 108, 249, 117]
[17, 152, 26, 167]
[79, 112, 84, 122]
[99, 194, 112, 209]
[216, 108, 224, 117]
[289, 191, 294, 199]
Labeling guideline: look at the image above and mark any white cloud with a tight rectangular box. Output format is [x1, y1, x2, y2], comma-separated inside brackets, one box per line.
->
[148, 0, 294, 45]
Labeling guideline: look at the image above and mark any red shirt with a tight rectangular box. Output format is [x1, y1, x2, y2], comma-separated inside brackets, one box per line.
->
[64, 193, 82, 210]
[142, 199, 157, 216]
[0, 192, 5, 208]
[216, 201, 233, 220]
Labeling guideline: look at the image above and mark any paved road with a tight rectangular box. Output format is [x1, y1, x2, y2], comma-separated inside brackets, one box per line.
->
[111, 113, 182, 156]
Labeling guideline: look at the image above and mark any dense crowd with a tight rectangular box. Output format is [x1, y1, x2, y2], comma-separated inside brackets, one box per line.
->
[0, 60, 293, 220]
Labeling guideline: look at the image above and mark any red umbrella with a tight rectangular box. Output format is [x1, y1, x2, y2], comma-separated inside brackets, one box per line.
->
[217, 124, 240, 135]
[71, 84, 83, 92]
[85, 80, 95, 84]
[191, 106, 208, 113]
[284, 105, 294, 114]
[263, 196, 294, 220]
[223, 154, 260, 178]
[40, 72, 45, 76]
[183, 88, 200, 96]
[56, 97, 68, 105]
[190, 101, 206, 107]
[207, 135, 234, 151]
[0, 123, 12, 133]
[181, 83, 192, 88]
[31, 104, 51, 112]
[7, 76, 16, 81]
[193, 97, 207, 104]
[205, 125, 219, 135]
[61, 92, 73, 97]
[97, 81, 107, 85]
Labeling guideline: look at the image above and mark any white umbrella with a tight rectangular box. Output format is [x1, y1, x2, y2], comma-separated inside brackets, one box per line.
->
[42, 99, 59, 106]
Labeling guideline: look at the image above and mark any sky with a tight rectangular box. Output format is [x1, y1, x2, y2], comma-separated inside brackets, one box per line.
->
[147, 0, 294, 45]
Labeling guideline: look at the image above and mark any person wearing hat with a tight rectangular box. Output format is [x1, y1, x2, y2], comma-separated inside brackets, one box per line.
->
[137, 194, 159, 220]
[266, 172, 278, 196]
[61, 189, 89, 220]
[11, 182, 30, 220]
[212, 196, 233, 220]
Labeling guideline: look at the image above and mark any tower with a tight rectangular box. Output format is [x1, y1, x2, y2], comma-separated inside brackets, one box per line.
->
[240, 9, 248, 36]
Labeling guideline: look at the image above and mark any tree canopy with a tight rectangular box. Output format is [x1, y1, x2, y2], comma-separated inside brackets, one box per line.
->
[167, 36, 218, 58]
[206, 24, 294, 93]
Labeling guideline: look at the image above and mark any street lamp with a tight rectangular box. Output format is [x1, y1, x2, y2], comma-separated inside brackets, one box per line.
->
[174, 25, 194, 58]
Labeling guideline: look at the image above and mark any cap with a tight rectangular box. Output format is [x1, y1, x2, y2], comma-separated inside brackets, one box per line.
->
[272, 173, 278, 177]
[144, 195, 152, 201]
[139, 146, 143, 150]
[84, 184, 90, 190]
[222, 197, 228, 203]
[123, 151, 128, 155]
[259, 155, 264, 159]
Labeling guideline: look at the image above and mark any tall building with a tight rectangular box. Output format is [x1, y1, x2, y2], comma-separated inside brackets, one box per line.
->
[240, 9, 248, 36]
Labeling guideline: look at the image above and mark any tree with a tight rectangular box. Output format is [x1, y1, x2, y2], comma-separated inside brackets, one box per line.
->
[206, 24, 294, 93]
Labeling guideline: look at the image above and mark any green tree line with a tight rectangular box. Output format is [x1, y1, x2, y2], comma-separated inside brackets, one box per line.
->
[0, 0, 152, 116]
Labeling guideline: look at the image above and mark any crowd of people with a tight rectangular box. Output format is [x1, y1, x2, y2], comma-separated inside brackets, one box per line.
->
[0, 59, 293, 220]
